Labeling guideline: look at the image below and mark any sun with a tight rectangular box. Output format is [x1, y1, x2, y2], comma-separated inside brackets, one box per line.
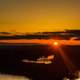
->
[53, 42, 59, 46]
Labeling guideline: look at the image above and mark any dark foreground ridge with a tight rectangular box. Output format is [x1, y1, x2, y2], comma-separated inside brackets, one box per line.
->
[0, 44, 80, 80]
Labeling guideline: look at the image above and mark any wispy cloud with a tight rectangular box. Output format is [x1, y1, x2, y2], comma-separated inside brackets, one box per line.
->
[22, 55, 54, 64]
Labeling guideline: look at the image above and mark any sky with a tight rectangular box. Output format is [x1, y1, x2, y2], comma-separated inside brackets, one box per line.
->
[0, 0, 80, 32]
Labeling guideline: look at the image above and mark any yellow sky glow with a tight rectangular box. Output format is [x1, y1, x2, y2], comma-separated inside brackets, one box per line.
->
[0, 0, 80, 32]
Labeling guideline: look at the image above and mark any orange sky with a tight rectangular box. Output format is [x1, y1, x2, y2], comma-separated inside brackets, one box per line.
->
[0, 0, 80, 32]
[0, 39, 80, 45]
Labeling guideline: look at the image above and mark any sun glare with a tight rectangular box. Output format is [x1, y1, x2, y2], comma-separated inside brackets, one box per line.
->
[53, 42, 59, 46]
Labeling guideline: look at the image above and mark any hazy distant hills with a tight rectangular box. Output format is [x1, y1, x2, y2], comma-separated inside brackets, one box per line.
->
[0, 30, 80, 40]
